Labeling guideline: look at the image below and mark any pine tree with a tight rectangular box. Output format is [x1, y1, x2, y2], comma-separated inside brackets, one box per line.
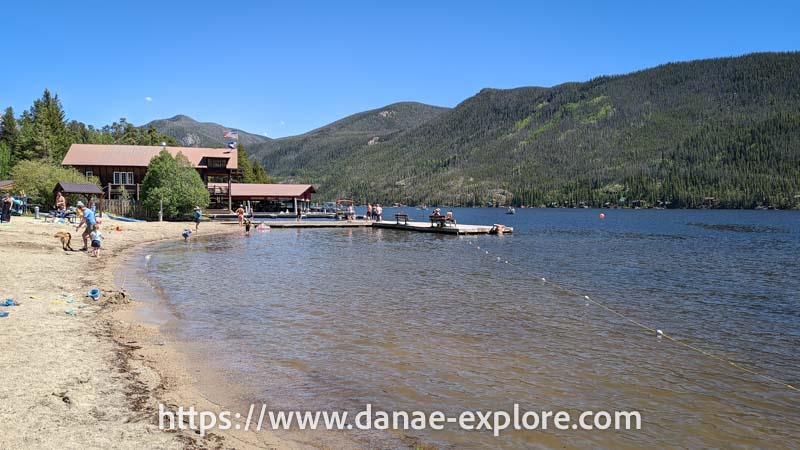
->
[0, 107, 20, 165]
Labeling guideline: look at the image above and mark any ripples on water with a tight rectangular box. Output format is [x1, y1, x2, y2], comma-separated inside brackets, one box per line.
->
[139, 209, 800, 448]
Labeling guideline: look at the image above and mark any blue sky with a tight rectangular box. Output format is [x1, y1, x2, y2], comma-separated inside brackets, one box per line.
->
[1, 0, 798, 138]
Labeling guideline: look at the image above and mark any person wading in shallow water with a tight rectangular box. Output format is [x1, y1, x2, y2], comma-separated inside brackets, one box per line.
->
[193, 206, 202, 232]
[236, 205, 245, 226]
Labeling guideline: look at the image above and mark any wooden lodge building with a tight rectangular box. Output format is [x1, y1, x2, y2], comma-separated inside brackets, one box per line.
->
[61, 144, 314, 212]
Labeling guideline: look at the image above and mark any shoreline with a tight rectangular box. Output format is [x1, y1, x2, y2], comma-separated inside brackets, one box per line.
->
[0, 218, 303, 449]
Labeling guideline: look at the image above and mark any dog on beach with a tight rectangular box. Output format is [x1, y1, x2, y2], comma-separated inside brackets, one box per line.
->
[54, 231, 75, 251]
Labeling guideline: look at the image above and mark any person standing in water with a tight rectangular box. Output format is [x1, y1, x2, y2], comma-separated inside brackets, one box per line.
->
[244, 217, 252, 235]
[236, 205, 245, 226]
[193, 206, 202, 232]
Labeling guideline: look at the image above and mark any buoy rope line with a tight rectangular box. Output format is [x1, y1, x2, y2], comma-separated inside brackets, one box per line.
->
[463, 239, 798, 392]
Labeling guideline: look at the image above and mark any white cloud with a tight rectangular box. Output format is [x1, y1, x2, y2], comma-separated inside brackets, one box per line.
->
[145, 96, 152, 102]
[279, 120, 285, 127]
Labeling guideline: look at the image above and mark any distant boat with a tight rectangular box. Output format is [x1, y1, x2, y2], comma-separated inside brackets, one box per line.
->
[417, 204, 428, 210]
[506, 207, 516, 215]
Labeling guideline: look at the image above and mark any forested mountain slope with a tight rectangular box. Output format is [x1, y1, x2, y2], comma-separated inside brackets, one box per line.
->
[252, 52, 800, 208]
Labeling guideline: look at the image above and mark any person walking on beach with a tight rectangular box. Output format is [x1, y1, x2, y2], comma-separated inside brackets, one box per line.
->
[75, 201, 97, 251]
[89, 226, 103, 257]
[236, 205, 245, 226]
[193, 206, 202, 232]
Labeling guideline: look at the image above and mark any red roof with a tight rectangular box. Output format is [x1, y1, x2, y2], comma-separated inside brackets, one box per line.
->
[62, 144, 238, 169]
[208, 183, 315, 199]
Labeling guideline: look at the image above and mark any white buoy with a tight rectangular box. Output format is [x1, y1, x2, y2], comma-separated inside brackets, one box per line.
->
[657, 329, 664, 336]
[485, 250, 489, 254]
[145, 255, 152, 260]
[497, 257, 501, 261]
[584, 295, 591, 300]
[541, 277, 546, 282]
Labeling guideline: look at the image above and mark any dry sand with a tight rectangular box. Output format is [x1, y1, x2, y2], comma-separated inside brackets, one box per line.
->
[0, 217, 308, 449]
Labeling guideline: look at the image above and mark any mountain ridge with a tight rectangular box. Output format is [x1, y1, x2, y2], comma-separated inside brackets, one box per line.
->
[151, 52, 800, 208]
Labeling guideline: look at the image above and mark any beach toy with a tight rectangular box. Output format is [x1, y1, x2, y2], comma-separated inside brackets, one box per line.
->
[115, 226, 122, 231]
[67, 299, 75, 304]
[599, 213, 606, 219]
[65, 309, 76, 316]
[88, 288, 100, 300]
[2, 298, 12, 306]
[0, 312, 8, 318]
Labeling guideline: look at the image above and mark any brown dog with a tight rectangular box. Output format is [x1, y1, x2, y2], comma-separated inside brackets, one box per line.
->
[54, 231, 75, 251]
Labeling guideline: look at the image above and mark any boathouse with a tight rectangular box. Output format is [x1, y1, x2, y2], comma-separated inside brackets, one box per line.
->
[207, 183, 315, 213]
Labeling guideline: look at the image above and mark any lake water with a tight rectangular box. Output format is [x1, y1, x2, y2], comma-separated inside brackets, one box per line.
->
[132, 208, 800, 448]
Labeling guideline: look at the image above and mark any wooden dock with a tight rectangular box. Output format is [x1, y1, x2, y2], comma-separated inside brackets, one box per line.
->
[218, 219, 511, 235]
[372, 220, 512, 235]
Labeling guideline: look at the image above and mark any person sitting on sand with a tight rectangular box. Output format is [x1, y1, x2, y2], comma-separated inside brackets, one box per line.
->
[236, 205, 245, 226]
[75, 201, 97, 251]
[193, 206, 202, 231]
[90, 226, 103, 257]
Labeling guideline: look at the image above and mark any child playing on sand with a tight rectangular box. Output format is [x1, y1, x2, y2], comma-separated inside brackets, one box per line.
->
[90, 227, 103, 257]
[182, 228, 192, 241]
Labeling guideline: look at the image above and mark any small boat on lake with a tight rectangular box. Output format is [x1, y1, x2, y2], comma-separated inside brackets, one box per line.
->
[506, 207, 516, 215]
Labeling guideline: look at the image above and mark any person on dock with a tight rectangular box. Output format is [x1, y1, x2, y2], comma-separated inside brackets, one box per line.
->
[296, 206, 303, 222]
[445, 210, 456, 225]
[236, 205, 245, 226]
[375, 203, 383, 222]
[75, 201, 97, 251]
[193, 206, 202, 232]
[346, 204, 355, 222]
[366, 203, 372, 221]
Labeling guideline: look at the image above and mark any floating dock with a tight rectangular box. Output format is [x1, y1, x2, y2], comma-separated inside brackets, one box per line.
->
[372, 220, 512, 235]
[218, 219, 511, 235]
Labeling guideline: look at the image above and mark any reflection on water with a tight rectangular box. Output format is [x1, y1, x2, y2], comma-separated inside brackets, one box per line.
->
[139, 209, 800, 448]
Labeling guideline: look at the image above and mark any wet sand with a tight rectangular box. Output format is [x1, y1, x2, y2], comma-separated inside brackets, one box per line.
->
[0, 218, 305, 449]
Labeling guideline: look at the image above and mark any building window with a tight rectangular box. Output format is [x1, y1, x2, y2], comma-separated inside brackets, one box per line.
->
[113, 172, 134, 185]
[207, 158, 228, 169]
[85, 170, 93, 180]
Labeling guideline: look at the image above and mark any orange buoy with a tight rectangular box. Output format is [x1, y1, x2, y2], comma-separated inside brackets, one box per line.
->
[599, 213, 606, 219]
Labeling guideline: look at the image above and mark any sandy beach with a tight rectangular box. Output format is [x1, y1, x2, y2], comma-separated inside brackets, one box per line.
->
[0, 218, 305, 450]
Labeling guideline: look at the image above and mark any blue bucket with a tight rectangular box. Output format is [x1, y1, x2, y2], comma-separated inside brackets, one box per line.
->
[88, 288, 100, 300]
